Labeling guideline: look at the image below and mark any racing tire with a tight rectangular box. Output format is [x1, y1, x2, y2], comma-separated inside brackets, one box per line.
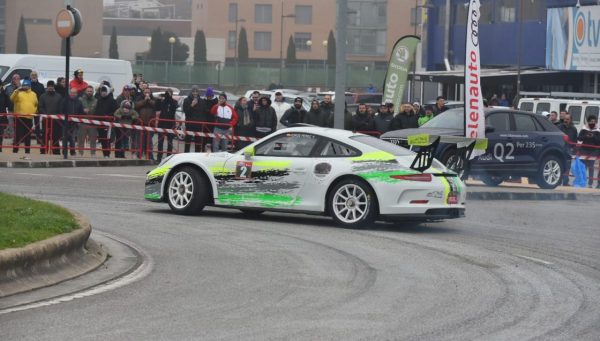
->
[480, 175, 506, 187]
[166, 166, 209, 215]
[328, 178, 377, 229]
[239, 209, 265, 217]
[535, 155, 563, 189]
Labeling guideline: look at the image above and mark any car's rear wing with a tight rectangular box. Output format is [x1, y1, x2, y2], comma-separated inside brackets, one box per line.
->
[407, 134, 487, 174]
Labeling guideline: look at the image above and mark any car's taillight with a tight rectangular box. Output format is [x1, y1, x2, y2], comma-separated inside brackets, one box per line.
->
[390, 173, 432, 182]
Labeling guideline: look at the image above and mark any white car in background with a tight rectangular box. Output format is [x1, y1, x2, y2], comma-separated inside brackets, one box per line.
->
[144, 127, 466, 228]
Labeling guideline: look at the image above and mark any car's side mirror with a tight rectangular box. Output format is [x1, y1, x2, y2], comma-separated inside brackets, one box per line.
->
[485, 126, 495, 134]
[244, 146, 255, 159]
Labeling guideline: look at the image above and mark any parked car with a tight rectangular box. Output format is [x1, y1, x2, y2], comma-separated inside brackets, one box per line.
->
[381, 108, 571, 189]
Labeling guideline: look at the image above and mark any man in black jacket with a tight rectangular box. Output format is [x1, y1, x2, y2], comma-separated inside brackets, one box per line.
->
[374, 103, 394, 134]
[156, 89, 178, 161]
[95, 85, 118, 157]
[558, 113, 578, 186]
[61, 88, 84, 156]
[351, 103, 374, 132]
[0, 83, 9, 152]
[253, 96, 277, 138]
[38, 81, 63, 154]
[391, 103, 419, 130]
[183, 86, 210, 152]
[280, 97, 307, 127]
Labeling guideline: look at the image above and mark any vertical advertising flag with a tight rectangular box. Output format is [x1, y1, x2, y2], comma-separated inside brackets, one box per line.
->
[464, 0, 485, 148]
[382, 36, 420, 110]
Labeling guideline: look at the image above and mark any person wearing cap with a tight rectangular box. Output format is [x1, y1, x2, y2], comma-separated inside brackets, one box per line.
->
[116, 84, 136, 107]
[254, 96, 277, 138]
[418, 105, 435, 127]
[114, 100, 139, 158]
[541, 111, 551, 120]
[210, 93, 238, 152]
[70, 69, 88, 96]
[374, 102, 394, 134]
[94, 84, 118, 157]
[60, 87, 84, 156]
[10, 79, 38, 153]
[280, 97, 307, 127]
[39, 81, 63, 155]
[272, 91, 291, 130]
[183, 85, 211, 153]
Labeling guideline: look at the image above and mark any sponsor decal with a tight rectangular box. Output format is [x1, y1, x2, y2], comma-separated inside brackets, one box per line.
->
[464, 0, 485, 146]
[314, 162, 332, 176]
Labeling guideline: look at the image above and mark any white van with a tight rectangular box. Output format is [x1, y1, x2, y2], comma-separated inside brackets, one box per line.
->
[565, 101, 600, 131]
[0, 54, 133, 92]
[518, 97, 576, 114]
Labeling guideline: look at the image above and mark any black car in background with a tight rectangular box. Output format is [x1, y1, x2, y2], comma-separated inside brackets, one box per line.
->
[381, 108, 571, 189]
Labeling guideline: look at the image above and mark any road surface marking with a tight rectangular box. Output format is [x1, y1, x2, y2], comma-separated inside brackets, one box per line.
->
[0, 232, 153, 315]
[515, 254, 554, 266]
[96, 174, 146, 179]
[61, 176, 93, 180]
[15, 172, 48, 177]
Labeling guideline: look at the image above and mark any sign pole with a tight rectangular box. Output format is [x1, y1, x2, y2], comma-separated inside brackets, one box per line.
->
[63, 36, 70, 159]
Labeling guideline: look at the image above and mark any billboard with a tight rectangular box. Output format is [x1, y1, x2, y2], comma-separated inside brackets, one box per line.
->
[546, 5, 600, 71]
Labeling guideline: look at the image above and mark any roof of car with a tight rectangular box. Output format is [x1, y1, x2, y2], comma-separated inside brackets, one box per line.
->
[275, 126, 362, 138]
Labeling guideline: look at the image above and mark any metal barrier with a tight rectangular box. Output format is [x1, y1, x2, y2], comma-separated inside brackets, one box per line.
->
[567, 141, 600, 187]
[0, 113, 45, 154]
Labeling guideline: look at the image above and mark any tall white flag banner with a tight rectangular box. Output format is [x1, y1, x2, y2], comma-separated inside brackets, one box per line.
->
[464, 0, 485, 152]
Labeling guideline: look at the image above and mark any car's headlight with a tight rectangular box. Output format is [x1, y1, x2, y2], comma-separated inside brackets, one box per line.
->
[158, 154, 174, 167]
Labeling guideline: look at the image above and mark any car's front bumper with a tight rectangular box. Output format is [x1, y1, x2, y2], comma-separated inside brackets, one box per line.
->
[144, 177, 163, 202]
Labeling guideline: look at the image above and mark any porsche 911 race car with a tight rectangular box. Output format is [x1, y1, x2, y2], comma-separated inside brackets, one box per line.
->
[144, 127, 466, 228]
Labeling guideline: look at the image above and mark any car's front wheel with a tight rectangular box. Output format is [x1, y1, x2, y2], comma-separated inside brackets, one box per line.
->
[167, 166, 209, 214]
[535, 155, 563, 189]
[328, 179, 377, 229]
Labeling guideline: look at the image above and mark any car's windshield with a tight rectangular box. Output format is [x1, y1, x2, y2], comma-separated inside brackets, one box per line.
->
[421, 108, 465, 130]
[0, 65, 10, 82]
[351, 135, 414, 156]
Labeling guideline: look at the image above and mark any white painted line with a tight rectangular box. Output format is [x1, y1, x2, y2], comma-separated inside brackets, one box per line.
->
[61, 176, 93, 180]
[514, 254, 554, 266]
[0, 232, 153, 315]
[96, 174, 146, 179]
[15, 173, 48, 177]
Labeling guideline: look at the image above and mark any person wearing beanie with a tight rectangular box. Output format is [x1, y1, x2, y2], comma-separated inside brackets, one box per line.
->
[69, 68, 88, 96]
[94, 84, 118, 157]
[210, 93, 238, 152]
[280, 97, 307, 127]
[10, 79, 38, 153]
[254, 96, 277, 138]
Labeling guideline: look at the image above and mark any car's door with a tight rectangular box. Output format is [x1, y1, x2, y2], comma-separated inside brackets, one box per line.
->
[510, 113, 544, 169]
[473, 112, 513, 171]
[217, 132, 321, 210]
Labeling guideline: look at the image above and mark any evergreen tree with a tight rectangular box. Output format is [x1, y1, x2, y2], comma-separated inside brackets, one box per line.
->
[109, 26, 119, 59]
[164, 31, 189, 62]
[193, 30, 207, 64]
[286, 35, 297, 64]
[148, 28, 164, 60]
[16, 15, 28, 54]
[327, 30, 336, 65]
[238, 27, 249, 63]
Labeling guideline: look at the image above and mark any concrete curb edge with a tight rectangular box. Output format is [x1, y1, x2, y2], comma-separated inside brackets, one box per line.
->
[0, 159, 155, 168]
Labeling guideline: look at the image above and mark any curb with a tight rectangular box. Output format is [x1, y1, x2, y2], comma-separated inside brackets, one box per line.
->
[0, 159, 155, 168]
[0, 211, 107, 298]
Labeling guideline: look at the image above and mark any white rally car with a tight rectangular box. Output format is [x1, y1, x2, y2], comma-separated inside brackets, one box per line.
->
[144, 127, 466, 228]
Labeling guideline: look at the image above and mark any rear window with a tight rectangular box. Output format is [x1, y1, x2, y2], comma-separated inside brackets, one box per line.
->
[351, 135, 414, 156]
[584, 106, 599, 121]
[519, 102, 534, 112]
[569, 106, 582, 124]
[536, 102, 550, 113]
[514, 114, 539, 132]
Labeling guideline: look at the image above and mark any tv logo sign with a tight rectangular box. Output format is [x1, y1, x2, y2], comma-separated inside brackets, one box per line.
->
[574, 7, 600, 49]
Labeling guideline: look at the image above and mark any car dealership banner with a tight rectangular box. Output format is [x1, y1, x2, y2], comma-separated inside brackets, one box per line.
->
[464, 0, 485, 155]
[546, 5, 600, 71]
[382, 35, 419, 110]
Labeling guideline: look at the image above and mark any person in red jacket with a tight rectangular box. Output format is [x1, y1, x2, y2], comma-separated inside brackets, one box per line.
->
[210, 93, 238, 152]
[69, 69, 88, 96]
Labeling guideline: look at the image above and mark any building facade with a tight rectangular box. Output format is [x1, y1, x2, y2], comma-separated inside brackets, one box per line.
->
[192, 0, 414, 63]
[1, 0, 103, 57]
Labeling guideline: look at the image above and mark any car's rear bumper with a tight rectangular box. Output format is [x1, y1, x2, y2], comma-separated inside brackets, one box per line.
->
[381, 207, 465, 220]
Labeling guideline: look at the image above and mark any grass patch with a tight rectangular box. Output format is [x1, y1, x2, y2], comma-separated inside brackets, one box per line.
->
[0, 193, 79, 250]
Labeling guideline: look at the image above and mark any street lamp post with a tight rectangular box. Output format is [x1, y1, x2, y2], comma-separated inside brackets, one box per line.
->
[279, 3, 295, 86]
[169, 36, 176, 65]
[322, 40, 328, 88]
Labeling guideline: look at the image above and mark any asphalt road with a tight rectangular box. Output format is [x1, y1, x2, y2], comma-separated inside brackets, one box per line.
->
[0, 166, 599, 340]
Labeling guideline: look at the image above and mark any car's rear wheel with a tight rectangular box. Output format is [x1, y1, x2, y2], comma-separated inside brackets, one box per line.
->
[328, 179, 377, 229]
[535, 155, 563, 189]
[480, 175, 506, 187]
[167, 166, 209, 214]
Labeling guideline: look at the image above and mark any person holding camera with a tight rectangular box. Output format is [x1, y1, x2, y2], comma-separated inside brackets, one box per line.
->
[10, 79, 38, 153]
[183, 85, 210, 153]
[155, 89, 178, 162]
[113, 100, 139, 158]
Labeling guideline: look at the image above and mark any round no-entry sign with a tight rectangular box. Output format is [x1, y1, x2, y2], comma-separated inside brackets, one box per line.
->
[56, 7, 82, 38]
